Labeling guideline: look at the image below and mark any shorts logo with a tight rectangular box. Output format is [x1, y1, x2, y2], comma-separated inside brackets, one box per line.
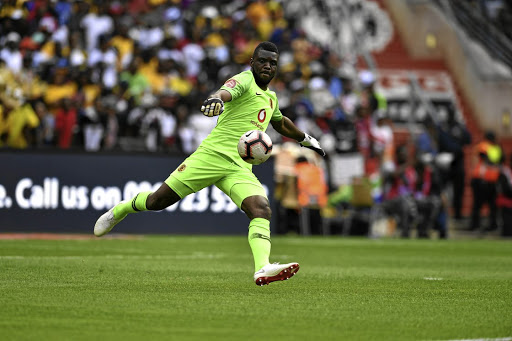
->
[178, 164, 186, 172]
[224, 79, 237, 89]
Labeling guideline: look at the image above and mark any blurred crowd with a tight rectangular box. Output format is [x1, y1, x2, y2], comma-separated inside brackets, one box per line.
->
[281, 103, 512, 239]
[0, 0, 363, 154]
[275, 101, 476, 239]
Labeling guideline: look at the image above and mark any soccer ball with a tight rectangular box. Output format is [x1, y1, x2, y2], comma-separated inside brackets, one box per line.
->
[237, 130, 273, 165]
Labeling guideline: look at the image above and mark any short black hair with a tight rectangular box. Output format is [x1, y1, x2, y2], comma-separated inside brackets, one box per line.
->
[253, 41, 279, 58]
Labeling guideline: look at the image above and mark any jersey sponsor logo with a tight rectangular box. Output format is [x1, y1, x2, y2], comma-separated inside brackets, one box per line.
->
[178, 164, 186, 172]
[258, 109, 266, 123]
[256, 92, 263, 96]
[224, 79, 237, 88]
[251, 120, 264, 130]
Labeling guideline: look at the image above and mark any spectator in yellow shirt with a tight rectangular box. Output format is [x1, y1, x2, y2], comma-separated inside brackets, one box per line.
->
[110, 23, 134, 71]
[44, 68, 77, 109]
[2, 99, 40, 149]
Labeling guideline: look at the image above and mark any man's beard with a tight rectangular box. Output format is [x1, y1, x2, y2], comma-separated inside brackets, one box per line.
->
[252, 69, 273, 85]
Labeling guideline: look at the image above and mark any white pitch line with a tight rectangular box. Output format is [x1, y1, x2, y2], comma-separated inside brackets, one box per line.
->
[438, 337, 512, 341]
[0, 253, 225, 260]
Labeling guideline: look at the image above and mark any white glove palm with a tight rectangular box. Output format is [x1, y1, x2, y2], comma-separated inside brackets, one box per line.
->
[299, 133, 326, 156]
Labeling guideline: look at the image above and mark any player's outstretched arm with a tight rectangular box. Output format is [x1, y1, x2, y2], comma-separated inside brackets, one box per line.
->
[271, 117, 325, 156]
[201, 89, 232, 117]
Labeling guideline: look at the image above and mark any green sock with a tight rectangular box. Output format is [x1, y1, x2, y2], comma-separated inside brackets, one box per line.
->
[113, 191, 151, 219]
[248, 218, 271, 272]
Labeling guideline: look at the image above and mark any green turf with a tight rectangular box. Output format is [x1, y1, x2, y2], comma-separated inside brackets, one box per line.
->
[0, 236, 511, 341]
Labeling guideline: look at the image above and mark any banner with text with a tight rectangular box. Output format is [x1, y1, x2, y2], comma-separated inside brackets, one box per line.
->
[0, 152, 274, 234]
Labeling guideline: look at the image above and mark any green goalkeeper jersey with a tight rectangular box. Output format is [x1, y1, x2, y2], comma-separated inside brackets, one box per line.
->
[199, 70, 283, 169]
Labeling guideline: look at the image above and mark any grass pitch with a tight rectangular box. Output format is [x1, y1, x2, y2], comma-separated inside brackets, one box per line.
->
[0, 235, 511, 341]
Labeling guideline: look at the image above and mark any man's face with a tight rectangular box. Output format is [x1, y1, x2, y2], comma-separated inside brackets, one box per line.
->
[250, 49, 278, 85]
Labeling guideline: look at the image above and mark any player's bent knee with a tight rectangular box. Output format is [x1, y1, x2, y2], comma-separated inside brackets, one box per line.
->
[241, 195, 271, 220]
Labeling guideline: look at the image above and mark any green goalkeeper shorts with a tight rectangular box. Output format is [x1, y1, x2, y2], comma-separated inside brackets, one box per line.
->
[165, 146, 268, 208]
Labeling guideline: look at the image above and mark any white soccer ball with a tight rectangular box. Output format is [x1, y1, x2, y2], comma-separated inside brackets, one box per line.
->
[237, 130, 273, 165]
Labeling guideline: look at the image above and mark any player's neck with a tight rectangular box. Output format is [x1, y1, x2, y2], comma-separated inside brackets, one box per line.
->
[252, 71, 269, 90]
[254, 79, 268, 91]
[256, 82, 268, 90]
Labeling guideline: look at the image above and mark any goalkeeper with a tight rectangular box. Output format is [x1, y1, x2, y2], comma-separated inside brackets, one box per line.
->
[94, 41, 325, 286]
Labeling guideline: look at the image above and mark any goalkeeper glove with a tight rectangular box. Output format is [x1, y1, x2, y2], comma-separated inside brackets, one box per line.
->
[299, 133, 326, 156]
[201, 97, 224, 117]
